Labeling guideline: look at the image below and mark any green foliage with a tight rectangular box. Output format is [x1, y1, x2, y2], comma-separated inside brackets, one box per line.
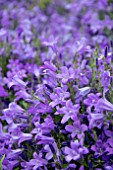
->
[109, 11, 113, 20]
[39, 0, 52, 10]
[0, 155, 5, 170]
[0, 56, 9, 76]
[19, 100, 30, 110]
[108, 0, 113, 5]
[14, 168, 20, 170]
[99, 10, 105, 20]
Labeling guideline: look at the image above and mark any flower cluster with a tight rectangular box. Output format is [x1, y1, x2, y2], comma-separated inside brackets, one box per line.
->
[0, 0, 113, 169]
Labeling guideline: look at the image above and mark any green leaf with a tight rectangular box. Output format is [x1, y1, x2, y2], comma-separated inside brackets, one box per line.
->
[0, 154, 5, 170]
[61, 164, 68, 168]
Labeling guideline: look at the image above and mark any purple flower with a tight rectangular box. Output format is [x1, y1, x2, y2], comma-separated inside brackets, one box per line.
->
[15, 89, 32, 101]
[57, 66, 75, 84]
[104, 166, 113, 170]
[18, 132, 33, 146]
[50, 86, 70, 107]
[32, 116, 54, 145]
[63, 140, 88, 162]
[44, 144, 54, 160]
[84, 93, 101, 113]
[101, 71, 110, 93]
[41, 61, 57, 72]
[7, 149, 22, 159]
[65, 120, 88, 144]
[21, 152, 47, 170]
[105, 138, 113, 155]
[0, 123, 10, 141]
[42, 36, 58, 52]
[41, 115, 55, 131]
[55, 99, 80, 124]
[84, 93, 101, 106]
[88, 111, 104, 129]
[8, 75, 27, 89]
[0, 85, 8, 97]
[96, 97, 113, 111]
[79, 73, 89, 86]
[37, 135, 54, 145]
[0, 28, 7, 40]
[2, 102, 24, 124]
[91, 140, 106, 157]
[44, 142, 60, 160]
[75, 86, 90, 103]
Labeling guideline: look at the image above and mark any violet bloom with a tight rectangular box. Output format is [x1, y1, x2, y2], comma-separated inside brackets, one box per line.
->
[8, 75, 27, 89]
[2, 159, 20, 170]
[84, 93, 101, 113]
[84, 93, 101, 106]
[7, 149, 22, 159]
[41, 115, 55, 131]
[32, 116, 54, 144]
[79, 73, 89, 86]
[44, 142, 60, 160]
[18, 132, 33, 146]
[105, 138, 113, 155]
[64, 140, 88, 162]
[37, 135, 54, 145]
[36, 102, 52, 114]
[0, 123, 10, 141]
[104, 166, 113, 170]
[88, 111, 104, 129]
[96, 97, 113, 112]
[42, 36, 58, 52]
[56, 66, 75, 84]
[44, 144, 54, 160]
[79, 166, 85, 170]
[0, 28, 7, 39]
[101, 71, 110, 93]
[21, 152, 48, 170]
[10, 127, 32, 146]
[7, 59, 23, 72]
[50, 86, 70, 107]
[75, 86, 90, 103]
[2, 102, 24, 124]
[0, 85, 8, 97]
[41, 61, 57, 72]
[55, 99, 80, 124]
[32, 115, 54, 136]
[91, 139, 106, 157]
[5, 149, 22, 169]
[64, 164, 77, 170]
[15, 89, 32, 101]
[65, 120, 88, 144]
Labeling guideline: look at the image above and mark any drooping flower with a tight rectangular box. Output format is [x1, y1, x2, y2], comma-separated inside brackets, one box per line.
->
[8, 75, 27, 89]
[75, 86, 90, 103]
[96, 97, 113, 112]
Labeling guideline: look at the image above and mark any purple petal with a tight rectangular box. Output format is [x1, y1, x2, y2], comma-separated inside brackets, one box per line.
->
[96, 98, 113, 111]
[0, 86, 8, 97]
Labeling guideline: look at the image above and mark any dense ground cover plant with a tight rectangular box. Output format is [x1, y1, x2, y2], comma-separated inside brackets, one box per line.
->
[0, 0, 113, 169]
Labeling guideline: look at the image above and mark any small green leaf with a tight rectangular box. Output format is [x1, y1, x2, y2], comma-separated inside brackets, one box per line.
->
[0, 154, 5, 170]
